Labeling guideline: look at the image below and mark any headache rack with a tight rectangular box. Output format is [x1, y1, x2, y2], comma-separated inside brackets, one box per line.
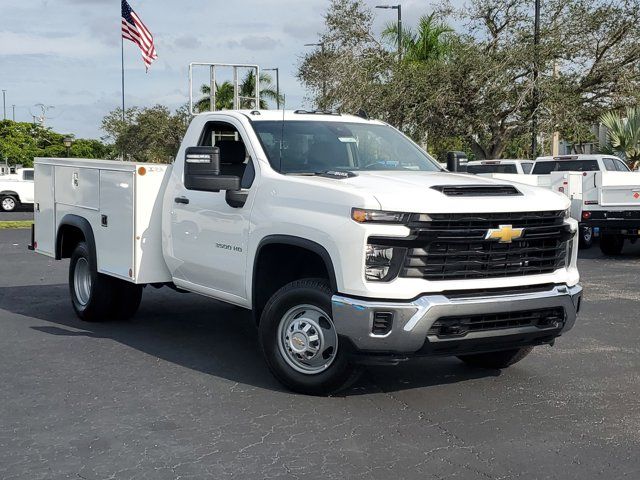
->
[189, 62, 261, 115]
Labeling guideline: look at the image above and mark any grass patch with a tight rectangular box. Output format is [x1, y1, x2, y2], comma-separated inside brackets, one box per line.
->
[0, 220, 33, 229]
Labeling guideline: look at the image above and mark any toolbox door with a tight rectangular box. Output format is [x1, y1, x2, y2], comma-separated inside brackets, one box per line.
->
[33, 164, 55, 256]
[97, 170, 135, 280]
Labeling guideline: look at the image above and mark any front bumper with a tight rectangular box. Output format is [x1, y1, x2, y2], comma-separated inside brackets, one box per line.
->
[332, 284, 582, 356]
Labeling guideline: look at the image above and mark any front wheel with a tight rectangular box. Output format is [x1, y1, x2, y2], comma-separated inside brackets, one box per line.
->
[259, 279, 360, 395]
[1, 195, 18, 212]
[457, 346, 533, 369]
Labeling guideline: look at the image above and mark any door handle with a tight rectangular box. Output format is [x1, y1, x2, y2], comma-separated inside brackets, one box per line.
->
[174, 196, 190, 204]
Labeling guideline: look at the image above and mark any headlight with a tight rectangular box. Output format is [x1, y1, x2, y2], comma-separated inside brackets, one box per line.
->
[564, 208, 571, 219]
[365, 244, 405, 281]
[352, 208, 410, 224]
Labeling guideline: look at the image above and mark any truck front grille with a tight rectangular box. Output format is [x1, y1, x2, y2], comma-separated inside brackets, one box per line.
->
[428, 307, 566, 339]
[400, 211, 571, 281]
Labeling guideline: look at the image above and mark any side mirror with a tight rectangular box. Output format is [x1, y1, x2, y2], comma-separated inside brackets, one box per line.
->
[446, 151, 468, 172]
[184, 146, 240, 192]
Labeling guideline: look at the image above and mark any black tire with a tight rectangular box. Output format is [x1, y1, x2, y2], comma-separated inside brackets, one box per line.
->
[69, 242, 143, 321]
[457, 346, 533, 369]
[599, 233, 624, 256]
[1, 195, 19, 212]
[578, 225, 593, 249]
[258, 278, 361, 395]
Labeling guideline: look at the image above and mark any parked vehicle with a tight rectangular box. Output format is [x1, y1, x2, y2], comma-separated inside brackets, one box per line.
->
[533, 155, 640, 254]
[30, 109, 582, 395]
[467, 159, 534, 175]
[0, 168, 34, 211]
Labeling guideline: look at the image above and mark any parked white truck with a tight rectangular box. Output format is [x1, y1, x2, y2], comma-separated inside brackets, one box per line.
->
[0, 168, 34, 211]
[533, 155, 640, 254]
[31, 110, 582, 394]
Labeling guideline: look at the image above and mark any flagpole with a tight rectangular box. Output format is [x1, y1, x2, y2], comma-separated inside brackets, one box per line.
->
[121, 33, 125, 123]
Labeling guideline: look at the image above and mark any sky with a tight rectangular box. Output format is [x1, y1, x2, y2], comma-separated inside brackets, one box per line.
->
[0, 0, 449, 139]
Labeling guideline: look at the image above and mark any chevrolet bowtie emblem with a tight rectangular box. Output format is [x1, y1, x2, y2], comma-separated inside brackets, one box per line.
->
[485, 224, 524, 243]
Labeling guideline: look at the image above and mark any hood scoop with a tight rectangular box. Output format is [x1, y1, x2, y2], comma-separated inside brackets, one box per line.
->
[431, 184, 522, 197]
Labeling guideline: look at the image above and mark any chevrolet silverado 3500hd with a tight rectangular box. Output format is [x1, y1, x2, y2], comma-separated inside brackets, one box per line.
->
[31, 110, 582, 394]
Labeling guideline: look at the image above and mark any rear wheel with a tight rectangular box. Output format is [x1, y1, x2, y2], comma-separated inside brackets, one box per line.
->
[69, 241, 142, 321]
[1, 195, 18, 212]
[458, 346, 533, 369]
[578, 225, 593, 249]
[599, 233, 624, 255]
[259, 279, 360, 395]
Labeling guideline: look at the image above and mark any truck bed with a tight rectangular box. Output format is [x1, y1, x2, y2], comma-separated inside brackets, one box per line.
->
[34, 158, 173, 284]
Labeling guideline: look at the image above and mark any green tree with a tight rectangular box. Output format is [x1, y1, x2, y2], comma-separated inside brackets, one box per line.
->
[195, 71, 282, 112]
[382, 13, 453, 63]
[0, 120, 112, 167]
[600, 107, 640, 167]
[101, 104, 190, 163]
[298, 0, 640, 159]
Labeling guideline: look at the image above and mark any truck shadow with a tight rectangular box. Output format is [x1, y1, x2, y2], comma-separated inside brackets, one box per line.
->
[0, 283, 500, 396]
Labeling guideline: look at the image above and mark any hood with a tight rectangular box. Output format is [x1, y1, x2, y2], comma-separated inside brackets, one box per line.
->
[310, 171, 569, 213]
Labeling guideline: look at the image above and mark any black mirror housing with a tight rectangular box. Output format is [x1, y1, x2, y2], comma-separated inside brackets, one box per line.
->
[446, 151, 468, 172]
[184, 146, 240, 192]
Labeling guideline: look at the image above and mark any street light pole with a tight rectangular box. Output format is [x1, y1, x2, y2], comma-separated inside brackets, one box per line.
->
[263, 68, 280, 109]
[304, 42, 327, 103]
[12, 105, 15, 122]
[376, 5, 402, 59]
[530, 0, 541, 158]
[2, 90, 6, 120]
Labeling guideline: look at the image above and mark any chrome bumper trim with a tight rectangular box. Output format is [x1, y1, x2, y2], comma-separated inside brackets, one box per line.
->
[331, 284, 582, 353]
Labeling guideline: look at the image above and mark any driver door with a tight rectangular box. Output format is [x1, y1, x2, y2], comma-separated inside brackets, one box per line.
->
[169, 119, 256, 303]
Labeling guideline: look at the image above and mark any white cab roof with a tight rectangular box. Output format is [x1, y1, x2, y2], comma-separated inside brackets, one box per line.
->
[193, 109, 386, 125]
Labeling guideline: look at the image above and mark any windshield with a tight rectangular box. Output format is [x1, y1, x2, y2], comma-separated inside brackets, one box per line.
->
[252, 120, 441, 173]
[467, 163, 518, 174]
[532, 160, 599, 174]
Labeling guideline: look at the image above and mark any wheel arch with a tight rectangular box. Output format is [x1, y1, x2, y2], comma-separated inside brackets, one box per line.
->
[1, 190, 20, 202]
[56, 214, 97, 266]
[252, 235, 338, 322]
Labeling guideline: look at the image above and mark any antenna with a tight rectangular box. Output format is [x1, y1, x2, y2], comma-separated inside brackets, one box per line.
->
[278, 95, 286, 173]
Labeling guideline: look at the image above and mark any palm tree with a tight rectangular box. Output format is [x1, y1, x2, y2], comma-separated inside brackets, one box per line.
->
[196, 71, 283, 112]
[382, 13, 453, 63]
[600, 107, 640, 168]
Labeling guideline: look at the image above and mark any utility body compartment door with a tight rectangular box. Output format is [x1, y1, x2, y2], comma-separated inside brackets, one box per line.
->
[33, 163, 55, 256]
[97, 170, 135, 280]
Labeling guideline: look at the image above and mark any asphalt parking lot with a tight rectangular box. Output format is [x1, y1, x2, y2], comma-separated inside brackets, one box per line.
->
[1, 227, 638, 479]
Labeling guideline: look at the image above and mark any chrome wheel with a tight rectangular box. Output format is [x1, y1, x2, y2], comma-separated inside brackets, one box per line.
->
[277, 304, 338, 375]
[73, 257, 92, 306]
[1, 197, 16, 211]
[582, 227, 592, 243]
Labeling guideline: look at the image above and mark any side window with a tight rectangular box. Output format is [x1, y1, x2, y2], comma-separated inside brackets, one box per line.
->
[603, 158, 616, 171]
[521, 163, 533, 174]
[198, 121, 255, 188]
[613, 159, 630, 172]
[23, 170, 34, 181]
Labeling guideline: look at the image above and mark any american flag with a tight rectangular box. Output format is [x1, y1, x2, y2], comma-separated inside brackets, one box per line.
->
[121, 0, 158, 70]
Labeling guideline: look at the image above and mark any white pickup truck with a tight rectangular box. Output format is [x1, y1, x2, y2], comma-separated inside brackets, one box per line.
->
[533, 155, 640, 254]
[467, 159, 534, 175]
[31, 110, 582, 394]
[0, 168, 34, 211]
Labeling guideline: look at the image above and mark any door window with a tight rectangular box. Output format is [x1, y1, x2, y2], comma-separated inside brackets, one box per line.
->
[603, 158, 616, 171]
[198, 121, 255, 188]
[613, 159, 630, 171]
